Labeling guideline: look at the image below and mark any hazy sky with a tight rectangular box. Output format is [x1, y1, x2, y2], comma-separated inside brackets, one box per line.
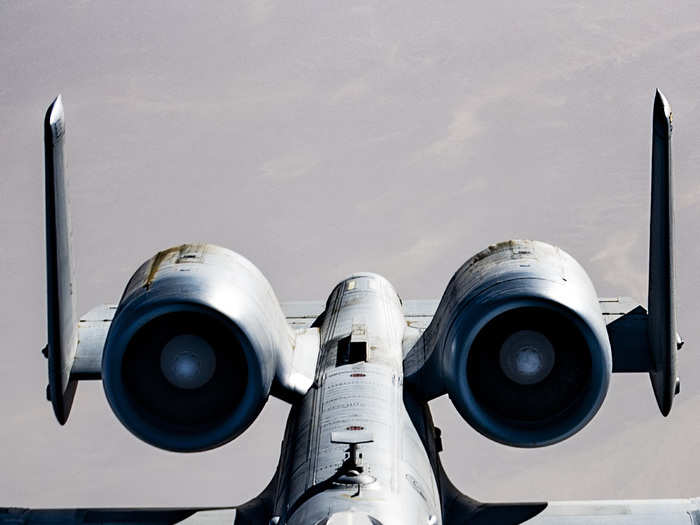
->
[2, 0, 700, 509]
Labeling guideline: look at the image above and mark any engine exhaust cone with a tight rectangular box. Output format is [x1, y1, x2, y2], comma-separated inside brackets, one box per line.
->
[499, 330, 555, 386]
[160, 334, 217, 390]
[468, 307, 593, 426]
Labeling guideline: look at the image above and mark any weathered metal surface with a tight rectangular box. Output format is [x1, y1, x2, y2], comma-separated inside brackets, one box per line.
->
[404, 240, 612, 448]
[282, 274, 441, 525]
[23, 92, 692, 525]
[102, 244, 296, 452]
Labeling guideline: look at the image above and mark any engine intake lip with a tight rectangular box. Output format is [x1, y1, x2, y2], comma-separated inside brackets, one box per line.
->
[102, 300, 264, 452]
[446, 294, 610, 447]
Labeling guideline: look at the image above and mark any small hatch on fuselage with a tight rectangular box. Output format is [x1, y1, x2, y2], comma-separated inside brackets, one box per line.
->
[336, 335, 367, 366]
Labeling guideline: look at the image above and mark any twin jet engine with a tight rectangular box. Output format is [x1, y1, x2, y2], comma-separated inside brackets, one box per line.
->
[19, 90, 690, 525]
[43, 93, 680, 456]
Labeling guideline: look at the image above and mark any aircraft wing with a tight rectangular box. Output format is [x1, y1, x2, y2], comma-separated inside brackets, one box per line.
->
[441, 498, 700, 525]
[522, 498, 700, 524]
[403, 299, 440, 333]
[438, 453, 700, 525]
[1, 471, 276, 524]
[0, 508, 237, 524]
[280, 301, 326, 329]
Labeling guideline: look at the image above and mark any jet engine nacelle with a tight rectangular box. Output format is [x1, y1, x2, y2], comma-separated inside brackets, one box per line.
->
[437, 240, 612, 447]
[101, 244, 292, 452]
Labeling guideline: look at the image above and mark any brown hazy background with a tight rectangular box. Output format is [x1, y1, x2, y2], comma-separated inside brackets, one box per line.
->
[2, 0, 700, 508]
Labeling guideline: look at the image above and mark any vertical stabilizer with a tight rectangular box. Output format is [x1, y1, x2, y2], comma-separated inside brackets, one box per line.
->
[648, 90, 677, 416]
[44, 95, 78, 424]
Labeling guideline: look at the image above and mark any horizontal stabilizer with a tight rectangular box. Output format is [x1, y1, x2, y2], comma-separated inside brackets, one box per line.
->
[280, 300, 439, 330]
[600, 298, 651, 372]
[397, 295, 681, 375]
[71, 304, 117, 379]
[69, 303, 321, 398]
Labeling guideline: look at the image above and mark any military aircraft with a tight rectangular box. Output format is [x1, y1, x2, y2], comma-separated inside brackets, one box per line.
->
[0, 91, 694, 524]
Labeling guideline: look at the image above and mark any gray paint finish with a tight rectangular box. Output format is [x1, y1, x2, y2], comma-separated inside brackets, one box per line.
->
[524, 499, 700, 524]
[5, 87, 686, 522]
[4, 0, 700, 514]
[284, 274, 439, 525]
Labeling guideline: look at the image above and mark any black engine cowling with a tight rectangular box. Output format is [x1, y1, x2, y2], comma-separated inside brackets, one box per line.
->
[101, 244, 291, 452]
[433, 240, 612, 447]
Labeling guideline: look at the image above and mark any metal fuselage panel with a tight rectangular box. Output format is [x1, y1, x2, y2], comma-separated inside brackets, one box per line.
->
[283, 274, 441, 525]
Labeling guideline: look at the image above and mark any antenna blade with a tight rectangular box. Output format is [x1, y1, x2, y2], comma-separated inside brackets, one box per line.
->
[44, 95, 78, 424]
[648, 90, 677, 416]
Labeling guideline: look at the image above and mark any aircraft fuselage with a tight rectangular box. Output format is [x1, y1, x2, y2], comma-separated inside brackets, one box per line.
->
[277, 273, 441, 525]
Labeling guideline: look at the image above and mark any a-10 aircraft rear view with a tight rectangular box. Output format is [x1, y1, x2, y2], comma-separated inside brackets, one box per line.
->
[0, 92, 693, 524]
